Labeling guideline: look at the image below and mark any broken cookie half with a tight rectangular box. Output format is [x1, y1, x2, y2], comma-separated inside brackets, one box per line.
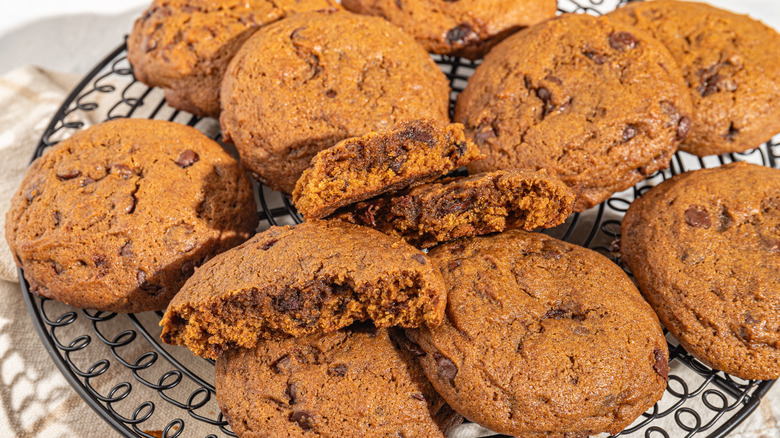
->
[160, 220, 446, 359]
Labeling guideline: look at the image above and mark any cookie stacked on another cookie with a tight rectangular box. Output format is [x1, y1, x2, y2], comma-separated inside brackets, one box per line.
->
[455, 13, 693, 211]
[5, 119, 258, 313]
[127, 0, 342, 117]
[220, 10, 451, 193]
[622, 162, 780, 380]
[609, 0, 780, 156]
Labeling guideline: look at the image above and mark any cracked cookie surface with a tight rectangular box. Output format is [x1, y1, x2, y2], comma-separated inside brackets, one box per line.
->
[406, 230, 668, 436]
[127, 0, 341, 117]
[333, 169, 575, 248]
[341, 0, 556, 59]
[454, 13, 692, 212]
[215, 323, 462, 438]
[609, 0, 780, 156]
[220, 10, 451, 193]
[160, 220, 446, 359]
[5, 118, 258, 313]
[293, 120, 483, 220]
[622, 162, 780, 380]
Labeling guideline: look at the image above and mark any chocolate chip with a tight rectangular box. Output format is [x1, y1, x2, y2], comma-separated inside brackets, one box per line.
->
[448, 243, 465, 254]
[609, 238, 621, 254]
[125, 195, 137, 214]
[411, 393, 425, 401]
[474, 126, 495, 145]
[718, 206, 733, 232]
[622, 125, 637, 142]
[393, 0, 402, 8]
[52, 262, 63, 275]
[434, 353, 458, 386]
[145, 38, 158, 52]
[411, 254, 426, 265]
[325, 89, 337, 98]
[725, 123, 739, 142]
[545, 308, 567, 319]
[120, 242, 134, 258]
[290, 26, 307, 40]
[113, 164, 134, 179]
[93, 255, 107, 267]
[391, 329, 426, 357]
[289, 411, 313, 430]
[447, 260, 461, 271]
[138, 270, 161, 292]
[328, 364, 347, 377]
[536, 87, 551, 102]
[676, 116, 691, 141]
[446, 24, 477, 45]
[176, 150, 199, 168]
[584, 51, 607, 64]
[25, 186, 41, 202]
[180, 259, 197, 276]
[272, 354, 292, 373]
[684, 205, 711, 229]
[608, 32, 638, 51]
[398, 125, 435, 147]
[698, 74, 721, 97]
[80, 176, 95, 187]
[53, 211, 61, 227]
[56, 169, 81, 180]
[652, 348, 669, 381]
[285, 382, 299, 404]
[261, 238, 279, 250]
[544, 75, 563, 85]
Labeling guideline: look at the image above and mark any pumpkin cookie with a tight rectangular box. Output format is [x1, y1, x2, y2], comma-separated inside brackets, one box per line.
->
[454, 13, 693, 211]
[341, 0, 557, 59]
[220, 10, 451, 193]
[215, 323, 462, 437]
[292, 120, 483, 220]
[127, 0, 340, 117]
[609, 0, 780, 156]
[406, 230, 668, 436]
[622, 162, 780, 380]
[5, 119, 258, 313]
[160, 220, 446, 359]
[334, 169, 575, 248]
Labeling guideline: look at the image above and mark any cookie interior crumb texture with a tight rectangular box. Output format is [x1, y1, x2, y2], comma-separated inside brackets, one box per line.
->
[293, 120, 484, 220]
[160, 220, 447, 359]
[334, 169, 576, 248]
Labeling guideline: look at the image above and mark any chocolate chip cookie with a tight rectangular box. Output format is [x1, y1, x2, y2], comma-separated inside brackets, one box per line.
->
[621, 162, 780, 380]
[454, 13, 693, 212]
[292, 120, 483, 220]
[406, 230, 668, 436]
[160, 220, 446, 359]
[341, 0, 557, 59]
[220, 10, 451, 194]
[334, 169, 575, 248]
[127, 0, 340, 117]
[215, 323, 462, 437]
[5, 118, 258, 313]
[609, 0, 780, 156]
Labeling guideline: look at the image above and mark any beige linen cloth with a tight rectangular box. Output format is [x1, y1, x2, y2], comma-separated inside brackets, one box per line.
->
[0, 66, 779, 438]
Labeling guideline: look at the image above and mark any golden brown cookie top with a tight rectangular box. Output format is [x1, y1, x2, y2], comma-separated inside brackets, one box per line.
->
[621, 162, 780, 380]
[454, 12, 693, 211]
[220, 10, 451, 193]
[342, 0, 557, 58]
[5, 119, 257, 313]
[609, 0, 780, 156]
[407, 230, 668, 436]
[215, 324, 461, 438]
[161, 220, 447, 359]
[127, 0, 340, 116]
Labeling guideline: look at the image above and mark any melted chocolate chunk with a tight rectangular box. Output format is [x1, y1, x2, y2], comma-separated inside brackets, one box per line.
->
[434, 352, 458, 386]
[446, 24, 477, 45]
[289, 411, 313, 430]
[676, 116, 691, 141]
[113, 164, 134, 179]
[608, 32, 638, 51]
[652, 348, 669, 381]
[684, 205, 711, 229]
[176, 149, 199, 168]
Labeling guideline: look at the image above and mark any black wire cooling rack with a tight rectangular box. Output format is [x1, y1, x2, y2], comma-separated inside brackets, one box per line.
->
[19, 0, 779, 437]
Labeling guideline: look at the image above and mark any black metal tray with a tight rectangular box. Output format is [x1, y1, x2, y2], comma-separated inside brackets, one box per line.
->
[20, 0, 778, 436]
